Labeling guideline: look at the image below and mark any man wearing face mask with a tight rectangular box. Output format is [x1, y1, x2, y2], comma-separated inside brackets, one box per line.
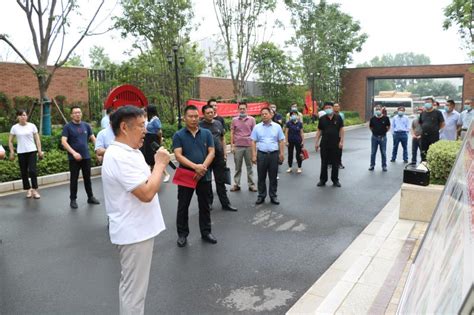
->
[390, 106, 410, 163]
[458, 98, 473, 140]
[315, 102, 344, 187]
[410, 106, 423, 165]
[419, 98, 445, 161]
[440, 100, 460, 140]
[369, 105, 391, 171]
[285, 103, 304, 122]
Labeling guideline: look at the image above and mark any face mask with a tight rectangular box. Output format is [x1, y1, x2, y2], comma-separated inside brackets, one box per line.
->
[291, 107, 297, 112]
[291, 115, 297, 121]
[239, 113, 246, 118]
[325, 108, 333, 115]
[375, 110, 382, 117]
[464, 105, 471, 111]
[398, 112, 404, 117]
[424, 103, 432, 110]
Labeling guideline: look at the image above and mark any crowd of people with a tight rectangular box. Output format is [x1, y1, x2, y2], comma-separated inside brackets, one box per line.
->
[1, 97, 473, 314]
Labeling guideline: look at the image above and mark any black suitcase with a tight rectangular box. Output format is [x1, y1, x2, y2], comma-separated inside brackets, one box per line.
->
[403, 164, 430, 186]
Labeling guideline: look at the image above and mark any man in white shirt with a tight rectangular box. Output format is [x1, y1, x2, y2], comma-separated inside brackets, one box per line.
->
[440, 100, 460, 140]
[102, 105, 170, 315]
[458, 98, 473, 140]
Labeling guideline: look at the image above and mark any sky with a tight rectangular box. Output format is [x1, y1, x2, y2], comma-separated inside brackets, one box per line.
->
[0, 0, 470, 69]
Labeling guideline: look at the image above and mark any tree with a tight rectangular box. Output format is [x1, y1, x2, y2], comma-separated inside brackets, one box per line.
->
[0, 0, 106, 134]
[288, 0, 367, 102]
[407, 80, 460, 100]
[89, 45, 112, 69]
[213, 0, 277, 99]
[443, 0, 473, 54]
[357, 53, 431, 92]
[63, 53, 84, 67]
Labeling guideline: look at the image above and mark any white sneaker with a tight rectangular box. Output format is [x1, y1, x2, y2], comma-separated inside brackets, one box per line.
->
[163, 174, 170, 183]
[297, 168, 302, 174]
[286, 168, 292, 173]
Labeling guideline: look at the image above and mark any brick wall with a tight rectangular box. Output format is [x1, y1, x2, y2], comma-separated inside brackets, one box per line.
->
[341, 64, 474, 121]
[0, 62, 89, 104]
[197, 76, 235, 100]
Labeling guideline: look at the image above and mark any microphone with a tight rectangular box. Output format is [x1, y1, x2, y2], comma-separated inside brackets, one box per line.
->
[151, 141, 176, 169]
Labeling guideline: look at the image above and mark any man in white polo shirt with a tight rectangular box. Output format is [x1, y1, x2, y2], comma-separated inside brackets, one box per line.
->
[102, 105, 170, 315]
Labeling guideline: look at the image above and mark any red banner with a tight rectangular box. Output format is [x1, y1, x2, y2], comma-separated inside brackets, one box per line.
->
[304, 90, 318, 116]
[186, 100, 270, 117]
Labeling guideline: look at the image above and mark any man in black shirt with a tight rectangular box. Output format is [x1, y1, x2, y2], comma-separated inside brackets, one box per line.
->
[315, 102, 344, 187]
[208, 99, 226, 130]
[419, 98, 445, 161]
[199, 105, 237, 212]
[369, 105, 391, 171]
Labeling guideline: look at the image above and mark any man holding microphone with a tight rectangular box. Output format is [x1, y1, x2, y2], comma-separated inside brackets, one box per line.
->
[102, 105, 170, 315]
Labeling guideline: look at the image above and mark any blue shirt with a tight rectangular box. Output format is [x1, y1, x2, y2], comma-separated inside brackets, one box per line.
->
[95, 125, 115, 150]
[285, 120, 303, 143]
[251, 121, 285, 152]
[172, 127, 214, 181]
[62, 121, 93, 160]
[100, 115, 110, 129]
[391, 115, 410, 133]
[146, 116, 162, 134]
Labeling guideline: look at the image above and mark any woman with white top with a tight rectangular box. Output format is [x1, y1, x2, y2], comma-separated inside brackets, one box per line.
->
[8, 109, 43, 199]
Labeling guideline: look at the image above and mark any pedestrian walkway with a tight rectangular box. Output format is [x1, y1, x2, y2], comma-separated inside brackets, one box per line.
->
[287, 190, 428, 314]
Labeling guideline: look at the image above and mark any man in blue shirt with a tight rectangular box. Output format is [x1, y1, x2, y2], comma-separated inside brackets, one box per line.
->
[390, 106, 410, 163]
[173, 105, 216, 247]
[251, 107, 285, 205]
[61, 106, 100, 209]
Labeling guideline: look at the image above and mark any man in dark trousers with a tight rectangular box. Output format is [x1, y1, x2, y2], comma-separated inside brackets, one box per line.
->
[369, 105, 391, 171]
[199, 104, 237, 211]
[173, 105, 217, 247]
[208, 99, 226, 130]
[419, 98, 445, 161]
[315, 102, 344, 187]
[61, 105, 100, 209]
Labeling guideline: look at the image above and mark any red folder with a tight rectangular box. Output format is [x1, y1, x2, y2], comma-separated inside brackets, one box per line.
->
[172, 167, 198, 189]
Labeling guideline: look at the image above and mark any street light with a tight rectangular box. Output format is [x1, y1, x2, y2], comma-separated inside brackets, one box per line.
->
[167, 44, 185, 129]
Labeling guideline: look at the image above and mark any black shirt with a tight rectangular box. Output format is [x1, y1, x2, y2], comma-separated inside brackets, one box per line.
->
[369, 116, 391, 136]
[199, 120, 225, 158]
[214, 115, 226, 130]
[419, 110, 444, 135]
[318, 114, 344, 145]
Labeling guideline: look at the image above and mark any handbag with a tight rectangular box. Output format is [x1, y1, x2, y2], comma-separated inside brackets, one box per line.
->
[224, 167, 232, 185]
[403, 163, 430, 186]
[300, 147, 309, 160]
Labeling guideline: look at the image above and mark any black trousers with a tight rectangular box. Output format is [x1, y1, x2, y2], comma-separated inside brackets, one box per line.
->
[18, 151, 38, 190]
[209, 157, 231, 207]
[320, 144, 339, 183]
[420, 133, 439, 161]
[288, 142, 302, 168]
[177, 180, 212, 237]
[336, 137, 343, 166]
[257, 151, 279, 199]
[69, 159, 93, 200]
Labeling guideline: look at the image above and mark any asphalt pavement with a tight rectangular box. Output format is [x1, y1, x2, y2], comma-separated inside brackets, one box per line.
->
[0, 125, 410, 314]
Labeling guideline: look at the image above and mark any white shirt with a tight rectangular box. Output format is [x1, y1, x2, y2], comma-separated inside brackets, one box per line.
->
[10, 123, 38, 154]
[102, 141, 166, 245]
[95, 125, 115, 151]
[0, 145, 4, 153]
[100, 114, 110, 130]
[458, 109, 474, 130]
[440, 110, 460, 140]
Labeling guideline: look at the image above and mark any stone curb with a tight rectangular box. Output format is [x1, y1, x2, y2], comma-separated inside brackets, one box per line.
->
[0, 123, 367, 194]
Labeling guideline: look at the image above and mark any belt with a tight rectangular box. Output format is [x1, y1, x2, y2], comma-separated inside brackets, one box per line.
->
[462, 128, 468, 131]
[258, 150, 278, 154]
[394, 131, 407, 133]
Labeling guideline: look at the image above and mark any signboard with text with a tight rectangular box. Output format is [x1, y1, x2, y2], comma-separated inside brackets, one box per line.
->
[185, 99, 269, 117]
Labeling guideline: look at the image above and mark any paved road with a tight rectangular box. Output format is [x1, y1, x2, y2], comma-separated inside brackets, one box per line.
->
[0, 125, 410, 314]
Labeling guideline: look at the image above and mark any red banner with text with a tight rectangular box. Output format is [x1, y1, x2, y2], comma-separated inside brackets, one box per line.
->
[186, 100, 270, 117]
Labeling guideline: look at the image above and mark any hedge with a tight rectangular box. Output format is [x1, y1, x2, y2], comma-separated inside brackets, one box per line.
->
[427, 140, 462, 185]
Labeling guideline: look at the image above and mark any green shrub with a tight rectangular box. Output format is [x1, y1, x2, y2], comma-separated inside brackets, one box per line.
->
[37, 150, 69, 176]
[427, 140, 462, 185]
[342, 111, 360, 119]
[0, 159, 20, 182]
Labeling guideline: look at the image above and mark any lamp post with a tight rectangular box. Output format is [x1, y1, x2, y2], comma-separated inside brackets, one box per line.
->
[167, 44, 185, 129]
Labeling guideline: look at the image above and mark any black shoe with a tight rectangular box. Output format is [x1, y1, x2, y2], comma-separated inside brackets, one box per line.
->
[382, 167, 388, 172]
[70, 199, 78, 209]
[177, 236, 187, 247]
[255, 197, 265, 205]
[87, 196, 100, 205]
[403, 160, 408, 163]
[390, 159, 395, 162]
[368, 166, 374, 171]
[209, 204, 213, 211]
[339, 164, 345, 169]
[333, 181, 341, 187]
[202, 233, 217, 244]
[222, 205, 238, 211]
[270, 197, 280, 205]
[317, 181, 326, 187]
